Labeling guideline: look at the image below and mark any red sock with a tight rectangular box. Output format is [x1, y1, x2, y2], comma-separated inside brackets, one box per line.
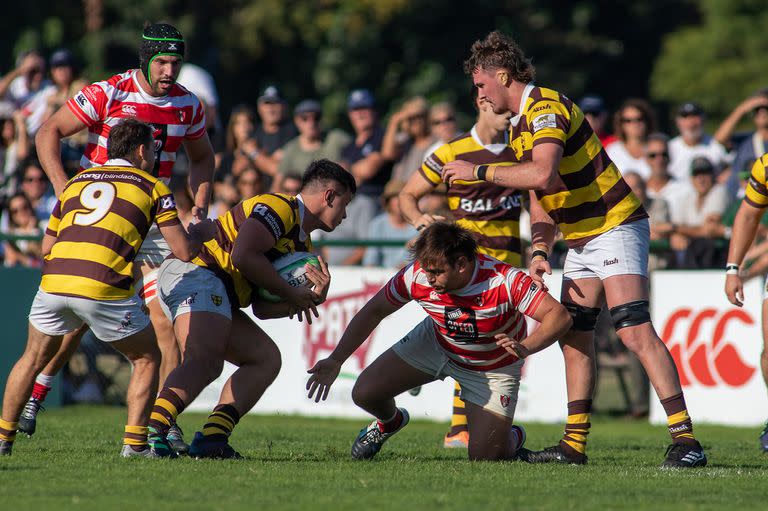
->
[31, 382, 51, 401]
[377, 410, 403, 433]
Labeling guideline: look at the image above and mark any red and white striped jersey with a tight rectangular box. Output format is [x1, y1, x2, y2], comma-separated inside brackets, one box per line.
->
[66, 69, 206, 180]
[384, 254, 546, 371]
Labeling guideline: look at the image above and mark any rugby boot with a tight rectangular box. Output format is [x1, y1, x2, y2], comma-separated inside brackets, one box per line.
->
[120, 444, 155, 458]
[443, 430, 469, 448]
[518, 442, 587, 465]
[661, 442, 707, 468]
[759, 421, 768, 452]
[147, 427, 178, 458]
[167, 423, 189, 455]
[188, 431, 243, 459]
[18, 398, 44, 437]
[510, 424, 526, 456]
[351, 408, 410, 460]
[0, 440, 12, 456]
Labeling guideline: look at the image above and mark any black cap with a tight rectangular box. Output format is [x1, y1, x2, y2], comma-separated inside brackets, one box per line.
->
[678, 102, 704, 117]
[347, 89, 375, 110]
[258, 85, 284, 104]
[690, 156, 714, 175]
[50, 49, 76, 68]
[579, 95, 605, 114]
[294, 99, 322, 116]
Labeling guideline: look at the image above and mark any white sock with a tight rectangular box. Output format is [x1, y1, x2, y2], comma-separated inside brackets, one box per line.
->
[35, 373, 55, 388]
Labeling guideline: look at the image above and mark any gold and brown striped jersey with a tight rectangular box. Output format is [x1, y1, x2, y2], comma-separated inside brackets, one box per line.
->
[192, 193, 312, 308]
[507, 84, 647, 247]
[421, 127, 523, 266]
[744, 153, 768, 208]
[42, 163, 179, 300]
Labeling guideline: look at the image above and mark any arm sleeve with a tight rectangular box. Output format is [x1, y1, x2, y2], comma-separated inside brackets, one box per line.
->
[44, 200, 62, 237]
[185, 96, 207, 140]
[248, 195, 294, 240]
[419, 142, 454, 185]
[383, 264, 413, 307]
[152, 180, 181, 227]
[744, 156, 768, 209]
[66, 82, 109, 127]
[507, 269, 547, 317]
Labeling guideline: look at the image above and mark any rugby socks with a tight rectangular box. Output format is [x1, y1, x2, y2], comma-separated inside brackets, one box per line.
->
[661, 392, 698, 446]
[148, 388, 186, 436]
[0, 419, 17, 443]
[560, 399, 592, 456]
[377, 409, 404, 433]
[31, 373, 54, 401]
[202, 404, 241, 441]
[448, 382, 468, 436]
[123, 425, 148, 452]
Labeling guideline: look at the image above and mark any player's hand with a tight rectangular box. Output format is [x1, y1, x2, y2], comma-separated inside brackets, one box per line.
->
[725, 274, 744, 307]
[528, 258, 551, 291]
[441, 160, 476, 186]
[286, 286, 320, 324]
[188, 218, 218, 242]
[306, 357, 342, 402]
[495, 333, 531, 359]
[413, 213, 446, 231]
[304, 256, 331, 304]
[190, 205, 207, 223]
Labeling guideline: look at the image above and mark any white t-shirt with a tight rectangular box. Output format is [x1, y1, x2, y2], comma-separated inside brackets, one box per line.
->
[668, 135, 730, 183]
[646, 179, 692, 224]
[677, 183, 730, 227]
[605, 141, 651, 181]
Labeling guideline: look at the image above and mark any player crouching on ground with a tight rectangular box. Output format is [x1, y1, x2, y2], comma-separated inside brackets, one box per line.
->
[306, 223, 572, 461]
[0, 119, 205, 457]
[146, 159, 355, 459]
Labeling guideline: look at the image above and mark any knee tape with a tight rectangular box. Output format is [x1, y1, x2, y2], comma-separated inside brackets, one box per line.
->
[609, 300, 650, 330]
[564, 303, 601, 332]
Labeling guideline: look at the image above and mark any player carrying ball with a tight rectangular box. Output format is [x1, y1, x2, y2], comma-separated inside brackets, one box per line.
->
[307, 223, 572, 461]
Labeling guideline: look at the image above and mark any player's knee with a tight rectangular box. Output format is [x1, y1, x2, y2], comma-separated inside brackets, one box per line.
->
[564, 303, 601, 332]
[609, 300, 650, 331]
[351, 381, 376, 408]
[261, 343, 282, 384]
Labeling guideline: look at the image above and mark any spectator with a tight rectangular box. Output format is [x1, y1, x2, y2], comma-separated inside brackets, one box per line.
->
[276, 99, 350, 190]
[314, 191, 377, 266]
[644, 132, 691, 224]
[276, 174, 302, 196]
[341, 88, 391, 201]
[716, 90, 768, 197]
[0, 105, 30, 198]
[624, 171, 673, 269]
[382, 96, 435, 182]
[670, 157, 731, 268]
[2, 193, 42, 267]
[208, 174, 240, 219]
[235, 166, 264, 200]
[579, 95, 616, 147]
[668, 102, 729, 183]
[363, 179, 419, 268]
[177, 62, 221, 142]
[252, 86, 297, 186]
[425, 101, 460, 157]
[19, 160, 57, 225]
[0, 50, 49, 108]
[218, 104, 259, 181]
[606, 98, 656, 180]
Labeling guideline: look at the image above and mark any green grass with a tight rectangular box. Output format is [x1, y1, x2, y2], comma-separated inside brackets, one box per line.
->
[1, 406, 766, 510]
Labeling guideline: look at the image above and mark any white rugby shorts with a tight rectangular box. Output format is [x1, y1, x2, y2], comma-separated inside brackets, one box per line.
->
[563, 219, 650, 281]
[157, 258, 232, 321]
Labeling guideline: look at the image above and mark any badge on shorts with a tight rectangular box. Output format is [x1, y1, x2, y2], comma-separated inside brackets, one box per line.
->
[500, 394, 511, 408]
[211, 294, 222, 306]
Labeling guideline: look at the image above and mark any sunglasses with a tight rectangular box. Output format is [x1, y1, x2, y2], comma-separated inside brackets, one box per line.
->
[647, 151, 669, 159]
[404, 113, 427, 122]
[9, 206, 30, 214]
[752, 106, 768, 116]
[238, 179, 259, 186]
[24, 176, 47, 183]
[298, 113, 321, 122]
[431, 116, 455, 126]
[621, 117, 645, 124]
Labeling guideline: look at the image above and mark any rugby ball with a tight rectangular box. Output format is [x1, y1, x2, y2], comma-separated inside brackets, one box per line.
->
[257, 251, 321, 303]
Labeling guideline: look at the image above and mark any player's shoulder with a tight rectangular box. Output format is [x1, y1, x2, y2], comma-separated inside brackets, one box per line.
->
[526, 86, 572, 113]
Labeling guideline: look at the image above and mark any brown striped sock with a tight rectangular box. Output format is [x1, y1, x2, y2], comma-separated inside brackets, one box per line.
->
[202, 404, 240, 441]
[0, 418, 18, 443]
[560, 399, 592, 456]
[123, 425, 148, 452]
[661, 392, 698, 446]
[149, 388, 185, 436]
[448, 382, 468, 436]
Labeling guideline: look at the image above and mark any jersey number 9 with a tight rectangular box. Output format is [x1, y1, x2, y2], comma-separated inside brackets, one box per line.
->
[74, 182, 117, 226]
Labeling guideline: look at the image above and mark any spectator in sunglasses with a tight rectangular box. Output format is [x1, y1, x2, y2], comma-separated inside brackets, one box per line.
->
[668, 102, 729, 184]
[0, 50, 50, 108]
[424, 102, 460, 158]
[382, 96, 435, 182]
[644, 132, 693, 225]
[18, 160, 56, 225]
[1, 193, 42, 268]
[605, 98, 656, 180]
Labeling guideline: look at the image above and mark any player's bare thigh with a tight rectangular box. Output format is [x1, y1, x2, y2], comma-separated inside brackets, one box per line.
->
[224, 309, 280, 370]
[172, 311, 230, 364]
[561, 277, 604, 309]
[602, 273, 649, 309]
[464, 401, 514, 460]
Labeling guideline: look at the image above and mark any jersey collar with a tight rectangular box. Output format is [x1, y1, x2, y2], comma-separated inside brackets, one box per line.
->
[510, 82, 535, 128]
[470, 125, 507, 155]
[295, 193, 308, 242]
[104, 158, 134, 167]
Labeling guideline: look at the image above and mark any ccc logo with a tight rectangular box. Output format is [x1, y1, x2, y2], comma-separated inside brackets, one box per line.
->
[661, 308, 756, 387]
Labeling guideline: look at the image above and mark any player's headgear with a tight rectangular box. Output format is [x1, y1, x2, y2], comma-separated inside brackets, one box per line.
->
[139, 23, 185, 86]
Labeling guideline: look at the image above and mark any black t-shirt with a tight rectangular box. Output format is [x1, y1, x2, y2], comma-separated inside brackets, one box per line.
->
[255, 122, 298, 155]
[341, 126, 392, 197]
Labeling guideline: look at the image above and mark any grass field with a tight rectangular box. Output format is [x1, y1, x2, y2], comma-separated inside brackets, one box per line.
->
[1, 406, 766, 510]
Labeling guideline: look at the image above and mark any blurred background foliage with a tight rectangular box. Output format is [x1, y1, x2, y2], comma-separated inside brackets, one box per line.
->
[1, 0, 765, 131]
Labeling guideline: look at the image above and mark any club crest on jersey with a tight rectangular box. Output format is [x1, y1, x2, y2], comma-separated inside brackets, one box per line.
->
[178, 110, 186, 123]
[500, 394, 511, 408]
[475, 296, 483, 306]
[211, 294, 222, 306]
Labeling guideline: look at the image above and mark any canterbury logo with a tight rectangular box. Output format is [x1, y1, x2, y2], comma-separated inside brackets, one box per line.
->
[661, 308, 756, 387]
[121, 104, 137, 116]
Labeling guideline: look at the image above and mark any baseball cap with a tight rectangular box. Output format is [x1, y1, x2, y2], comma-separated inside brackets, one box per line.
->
[678, 102, 704, 117]
[690, 156, 714, 175]
[258, 85, 284, 104]
[50, 49, 75, 68]
[578, 95, 605, 114]
[294, 99, 322, 116]
[347, 89, 375, 110]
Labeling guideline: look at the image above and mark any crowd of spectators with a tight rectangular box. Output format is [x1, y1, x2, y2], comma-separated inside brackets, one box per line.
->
[4, 48, 768, 274]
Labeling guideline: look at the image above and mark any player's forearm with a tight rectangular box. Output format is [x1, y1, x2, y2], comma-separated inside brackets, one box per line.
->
[399, 190, 424, 226]
[521, 307, 572, 356]
[728, 204, 765, 265]
[35, 124, 68, 196]
[329, 306, 384, 363]
[529, 192, 556, 251]
[236, 252, 296, 300]
[188, 152, 215, 211]
[486, 162, 556, 190]
[714, 108, 746, 146]
[251, 299, 294, 319]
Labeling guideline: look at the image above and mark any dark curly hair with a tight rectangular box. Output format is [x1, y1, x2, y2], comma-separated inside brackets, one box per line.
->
[464, 31, 535, 83]
[409, 222, 477, 267]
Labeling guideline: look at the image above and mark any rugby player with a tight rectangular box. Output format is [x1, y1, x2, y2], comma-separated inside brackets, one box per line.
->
[0, 119, 204, 457]
[146, 159, 354, 458]
[306, 223, 572, 461]
[442, 31, 706, 468]
[22, 23, 214, 453]
[724, 152, 768, 451]
[400, 93, 521, 448]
